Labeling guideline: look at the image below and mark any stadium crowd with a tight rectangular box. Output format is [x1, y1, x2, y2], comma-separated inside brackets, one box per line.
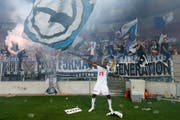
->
[76, 32, 179, 63]
[0, 29, 179, 67]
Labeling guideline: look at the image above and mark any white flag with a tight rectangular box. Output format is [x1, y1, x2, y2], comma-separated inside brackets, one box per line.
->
[24, 0, 96, 50]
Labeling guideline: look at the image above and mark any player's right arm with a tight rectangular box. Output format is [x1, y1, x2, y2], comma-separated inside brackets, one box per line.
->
[87, 60, 107, 69]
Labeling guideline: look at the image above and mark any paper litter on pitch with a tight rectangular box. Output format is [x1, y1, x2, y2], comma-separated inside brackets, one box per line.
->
[65, 107, 82, 114]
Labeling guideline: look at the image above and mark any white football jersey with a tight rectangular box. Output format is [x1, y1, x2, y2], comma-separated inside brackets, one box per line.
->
[92, 65, 110, 95]
[97, 66, 108, 85]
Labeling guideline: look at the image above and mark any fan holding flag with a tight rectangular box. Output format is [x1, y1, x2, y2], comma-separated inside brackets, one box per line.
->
[120, 19, 138, 54]
[119, 19, 148, 67]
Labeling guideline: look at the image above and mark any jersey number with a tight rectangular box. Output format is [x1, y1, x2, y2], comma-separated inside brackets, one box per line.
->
[99, 71, 104, 76]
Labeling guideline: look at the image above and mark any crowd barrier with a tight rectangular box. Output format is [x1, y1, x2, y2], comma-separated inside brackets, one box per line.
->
[0, 54, 174, 82]
[0, 57, 49, 81]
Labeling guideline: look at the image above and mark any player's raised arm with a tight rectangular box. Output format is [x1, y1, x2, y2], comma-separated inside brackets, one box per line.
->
[87, 60, 108, 69]
[67, 51, 107, 69]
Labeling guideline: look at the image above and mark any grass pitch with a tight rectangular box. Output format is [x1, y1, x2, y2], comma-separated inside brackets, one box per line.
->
[0, 95, 179, 120]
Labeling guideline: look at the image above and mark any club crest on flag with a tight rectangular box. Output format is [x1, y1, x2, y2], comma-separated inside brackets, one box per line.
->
[24, 0, 95, 50]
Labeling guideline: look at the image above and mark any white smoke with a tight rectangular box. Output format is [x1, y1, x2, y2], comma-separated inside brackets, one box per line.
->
[5, 23, 56, 58]
[4, 0, 33, 55]
[5, 24, 35, 55]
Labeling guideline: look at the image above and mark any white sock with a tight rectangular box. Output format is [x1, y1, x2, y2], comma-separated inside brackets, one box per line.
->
[91, 98, 96, 109]
[107, 99, 112, 109]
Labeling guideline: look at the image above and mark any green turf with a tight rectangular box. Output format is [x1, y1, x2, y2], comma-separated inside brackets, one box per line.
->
[0, 95, 179, 120]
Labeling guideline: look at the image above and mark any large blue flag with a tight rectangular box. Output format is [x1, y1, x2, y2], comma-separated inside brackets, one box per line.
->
[24, 0, 96, 50]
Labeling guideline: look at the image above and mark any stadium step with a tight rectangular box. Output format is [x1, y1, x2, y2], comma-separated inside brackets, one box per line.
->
[110, 90, 125, 96]
[108, 77, 125, 96]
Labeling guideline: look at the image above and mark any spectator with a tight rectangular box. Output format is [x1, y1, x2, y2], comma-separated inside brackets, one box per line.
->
[106, 41, 115, 57]
[131, 40, 148, 67]
[144, 89, 150, 99]
[35, 48, 43, 71]
[115, 30, 122, 41]
[13, 44, 28, 71]
[160, 36, 171, 63]
[172, 46, 179, 55]
[0, 46, 10, 57]
[124, 88, 131, 99]
[17, 49, 26, 71]
[114, 41, 126, 59]
[87, 41, 96, 60]
[87, 41, 96, 68]
[149, 40, 160, 56]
